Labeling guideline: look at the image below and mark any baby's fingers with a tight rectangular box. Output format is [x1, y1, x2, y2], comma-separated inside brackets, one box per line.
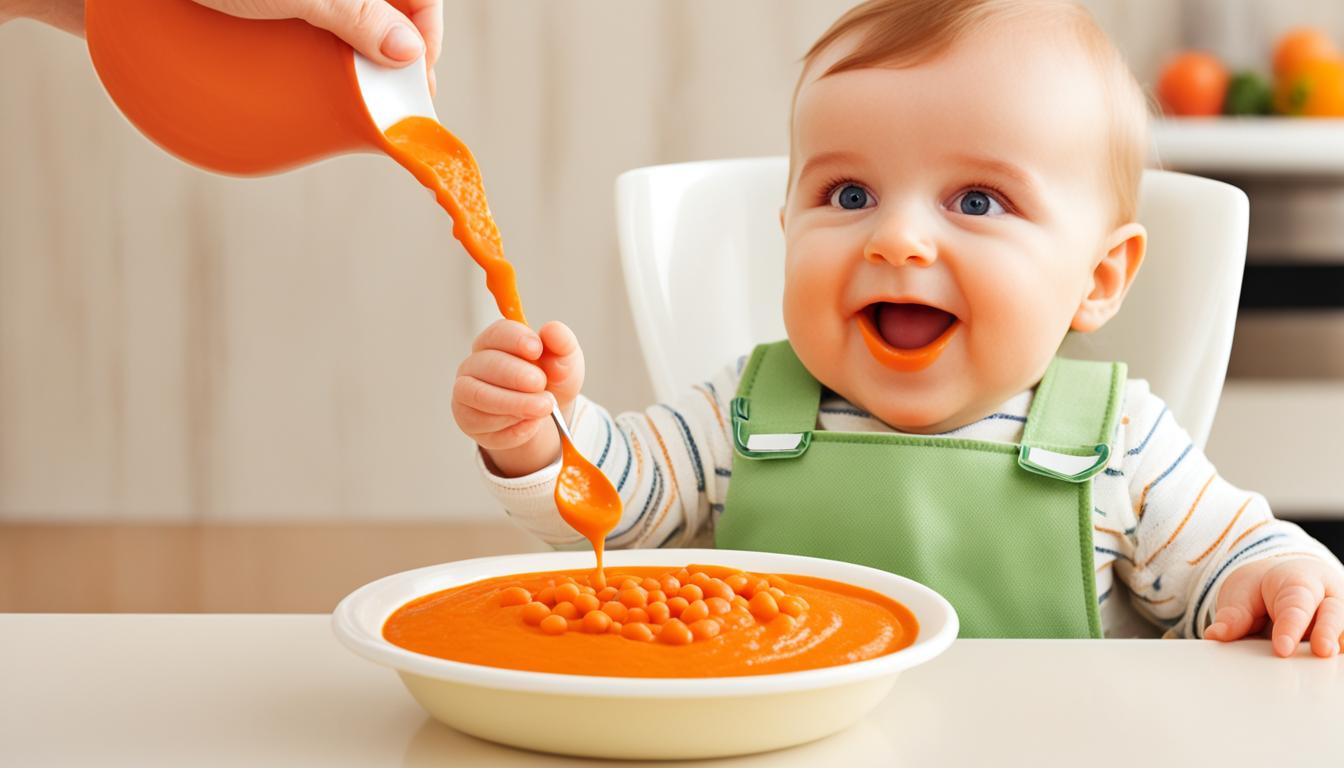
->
[453, 376, 553, 419]
[1268, 580, 1323, 657]
[458, 349, 547, 393]
[1206, 570, 1267, 642]
[451, 401, 523, 435]
[473, 417, 549, 452]
[1308, 595, 1344, 658]
[536, 321, 586, 402]
[472, 319, 543, 360]
[1205, 604, 1264, 642]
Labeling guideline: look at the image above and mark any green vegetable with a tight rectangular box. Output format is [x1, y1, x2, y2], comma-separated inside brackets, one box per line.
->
[1223, 71, 1274, 115]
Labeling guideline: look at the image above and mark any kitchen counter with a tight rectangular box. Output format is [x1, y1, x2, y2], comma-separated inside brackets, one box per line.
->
[2, 614, 1340, 767]
[1153, 118, 1344, 175]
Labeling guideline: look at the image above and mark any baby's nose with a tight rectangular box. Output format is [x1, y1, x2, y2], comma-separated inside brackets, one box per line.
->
[863, 215, 938, 268]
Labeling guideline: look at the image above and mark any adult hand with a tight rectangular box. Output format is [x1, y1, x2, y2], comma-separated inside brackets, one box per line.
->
[3, 1, 442, 76]
[193, 0, 442, 89]
[2, 1, 442, 91]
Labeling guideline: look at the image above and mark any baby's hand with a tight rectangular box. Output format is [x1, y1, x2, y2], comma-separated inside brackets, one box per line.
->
[452, 319, 585, 478]
[1204, 556, 1344, 657]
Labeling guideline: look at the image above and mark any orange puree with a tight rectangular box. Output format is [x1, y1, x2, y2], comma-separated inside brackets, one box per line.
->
[383, 565, 919, 678]
[379, 116, 624, 589]
[555, 437, 622, 589]
[381, 116, 526, 325]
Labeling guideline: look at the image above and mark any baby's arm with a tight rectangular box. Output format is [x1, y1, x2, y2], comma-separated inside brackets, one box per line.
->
[1106, 382, 1342, 641]
[457, 322, 741, 549]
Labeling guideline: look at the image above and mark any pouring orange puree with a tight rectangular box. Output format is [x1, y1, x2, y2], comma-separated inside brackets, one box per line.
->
[375, 118, 920, 675]
[381, 116, 622, 588]
[383, 565, 918, 677]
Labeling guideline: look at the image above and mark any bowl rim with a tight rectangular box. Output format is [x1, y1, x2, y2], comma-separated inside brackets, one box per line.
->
[331, 548, 958, 698]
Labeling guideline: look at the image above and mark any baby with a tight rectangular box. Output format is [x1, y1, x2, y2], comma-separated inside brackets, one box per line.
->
[452, 0, 1344, 654]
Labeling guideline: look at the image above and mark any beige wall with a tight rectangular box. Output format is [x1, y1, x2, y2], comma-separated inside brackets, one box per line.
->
[1, 0, 1340, 523]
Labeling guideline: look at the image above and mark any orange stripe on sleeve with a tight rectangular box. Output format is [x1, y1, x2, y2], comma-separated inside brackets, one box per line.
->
[694, 385, 728, 438]
[1143, 472, 1216, 567]
[1187, 496, 1253, 566]
[640, 414, 683, 534]
[1228, 519, 1271, 551]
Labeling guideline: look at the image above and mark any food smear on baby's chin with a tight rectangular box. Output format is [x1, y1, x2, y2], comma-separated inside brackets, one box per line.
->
[383, 565, 919, 678]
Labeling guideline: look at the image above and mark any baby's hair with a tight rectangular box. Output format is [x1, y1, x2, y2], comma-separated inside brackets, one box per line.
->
[793, 0, 1151, 226]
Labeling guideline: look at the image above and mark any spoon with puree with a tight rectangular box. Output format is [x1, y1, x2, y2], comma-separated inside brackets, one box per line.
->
[380, 117, 622, 589]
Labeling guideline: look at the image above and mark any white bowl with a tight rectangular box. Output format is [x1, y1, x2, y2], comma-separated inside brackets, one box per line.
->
[332, 548, 957, 760]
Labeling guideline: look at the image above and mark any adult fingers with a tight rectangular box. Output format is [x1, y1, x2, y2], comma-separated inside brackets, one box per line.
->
[198, 0, 429, 67]
[1308, 595, 1344, 658]
[457, 349, 548, 394]
[452, 376, 552, 419]
[403, 0, 442, 68]
[296, 0, 424, 66]
[471, 319, 542, 359]
[1267, 579, 1324, 657]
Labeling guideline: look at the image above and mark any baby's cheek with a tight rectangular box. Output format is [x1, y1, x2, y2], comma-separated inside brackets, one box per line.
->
[782, 253, 849, 378]
[963, 270, 1075, 385]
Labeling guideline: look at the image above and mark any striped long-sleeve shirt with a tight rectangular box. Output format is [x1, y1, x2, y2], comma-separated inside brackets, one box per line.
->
[477, 357, 1341, 638]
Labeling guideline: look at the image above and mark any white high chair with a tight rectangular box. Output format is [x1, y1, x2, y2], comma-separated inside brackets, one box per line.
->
[615, 158, 1249, 449]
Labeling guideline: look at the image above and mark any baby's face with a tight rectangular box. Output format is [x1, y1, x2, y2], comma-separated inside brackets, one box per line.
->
[782, 27, 1135, 433]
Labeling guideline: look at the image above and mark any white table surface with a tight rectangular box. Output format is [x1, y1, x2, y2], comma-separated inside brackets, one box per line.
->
[2, 614, 1340, 767]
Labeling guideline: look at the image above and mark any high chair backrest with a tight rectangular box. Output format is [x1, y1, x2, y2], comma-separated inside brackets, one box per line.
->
[616, 158, 1248, 449]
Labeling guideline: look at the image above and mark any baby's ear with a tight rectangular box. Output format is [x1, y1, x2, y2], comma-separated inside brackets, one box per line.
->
[1071, 222, 1147, 333]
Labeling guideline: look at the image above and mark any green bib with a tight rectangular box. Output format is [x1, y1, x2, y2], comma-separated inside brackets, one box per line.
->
[715, 341, 1125, 639]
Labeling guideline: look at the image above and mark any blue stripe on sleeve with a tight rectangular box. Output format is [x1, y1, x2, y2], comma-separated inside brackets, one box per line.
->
[1127, 405, 1168, 456]
[595, 416, 613, 467]
[615, 428, 634, 492]
[657, 404, 705, 492]
[1189, 533, 1286, 633]
[656, 522, 685, 548]
[612, 462, 663, 542]
[1140, 443, 1192, 516]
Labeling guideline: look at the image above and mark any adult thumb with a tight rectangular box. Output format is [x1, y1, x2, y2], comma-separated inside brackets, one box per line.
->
[298, 0, 425, 66]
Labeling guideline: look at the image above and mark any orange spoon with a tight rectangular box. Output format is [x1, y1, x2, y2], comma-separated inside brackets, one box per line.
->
[381, 117, 622, 588]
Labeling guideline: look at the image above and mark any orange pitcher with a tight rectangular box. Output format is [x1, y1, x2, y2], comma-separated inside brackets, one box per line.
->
[85, 0, 434, 175]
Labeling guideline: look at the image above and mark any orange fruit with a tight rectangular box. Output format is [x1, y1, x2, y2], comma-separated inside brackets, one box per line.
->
[1156, 51, 1230, 117]
[1274, 57, 1344, 117]
[1273, 27, 1338, 79]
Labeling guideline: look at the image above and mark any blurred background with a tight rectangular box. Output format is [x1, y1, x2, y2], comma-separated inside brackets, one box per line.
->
[2, 0, 1342, 612]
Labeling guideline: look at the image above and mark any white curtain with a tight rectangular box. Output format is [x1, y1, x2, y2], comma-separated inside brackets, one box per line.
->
[8, 0, 1327, 522]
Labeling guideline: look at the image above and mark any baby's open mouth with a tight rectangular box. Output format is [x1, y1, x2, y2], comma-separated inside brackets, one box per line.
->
[856, 302, 960, 372]
[867, 302, 957, 349]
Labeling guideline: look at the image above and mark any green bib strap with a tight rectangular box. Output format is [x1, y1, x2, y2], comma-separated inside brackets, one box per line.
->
[731, 342, 820, 459]
[1018, 357, 1127, 484]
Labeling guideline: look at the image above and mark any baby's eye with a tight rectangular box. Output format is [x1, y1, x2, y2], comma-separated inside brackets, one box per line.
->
[953, 190, 1006, 216]
[829, 183, 875, 210]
